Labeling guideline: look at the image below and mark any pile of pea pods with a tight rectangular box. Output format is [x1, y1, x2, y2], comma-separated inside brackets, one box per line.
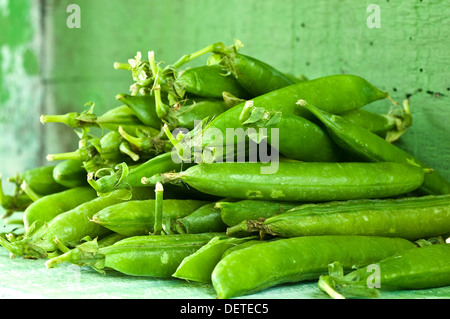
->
[1, 40, 450, 299]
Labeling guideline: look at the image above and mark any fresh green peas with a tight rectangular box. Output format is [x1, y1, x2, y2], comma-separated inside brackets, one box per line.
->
[211, 235, 416, 299]
[319, 244, 450, 299]
[53, 159, 88, 188]
[0, 187, 154, 258]
[227, 195, 450, 241]
[300, 100, 450, 195]
[92, 199, 209, 236]
[8, 165, 67, 196]
[45, 233, 224, 277]
[158, 161, 427, 202]
[23, 186, 98, 231]
[174, 202, 228, 234]
[115, 93, 161, 129]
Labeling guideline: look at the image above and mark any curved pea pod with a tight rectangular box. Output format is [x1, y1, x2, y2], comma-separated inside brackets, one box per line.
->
[301, 100, 450, 195]
[115, 93, 161, 129]
[53, 159, 88, 188]
[0, 187, 154, 258]
[215, 199, 299, 227]
[202, 74, 389, 147]
[96, 232, 130, 248]
[174, 202, 228, 234]
[174, 99, 229, 130]
[45, 233, 224, 277]
[159, 161, 427, 202]
[173, 235, 254, 283]
[319, 244, 450, 299]
[240, 103, 343, 162]
[173, 65, 250, 100]
[223, 53, 297, 97]
[211, 235, 416, 299]
[23, 186, 98, 231]
[88, 152, 192, 194]
[92, 199, 209, 236]
[8, 165, 67, 196]
[227, 195, 450, 241]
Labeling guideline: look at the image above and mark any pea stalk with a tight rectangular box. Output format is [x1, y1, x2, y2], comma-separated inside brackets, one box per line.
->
[20, 181, 41, 202]
[153, 182, 164, 235]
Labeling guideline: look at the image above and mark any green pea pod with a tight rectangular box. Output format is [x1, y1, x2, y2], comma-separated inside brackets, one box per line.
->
[88, 152, 193, 194]
[23, 186, 98, 231]
[223, 53, 297, 97]
[0, 174, 32, 213]
[174, 99, 229, 130]
[160, 161, 426, 202]
[92, 199, 209, 236]
[8, 165, 67, 196]
[240, 104, 342, 162]
[300, 100, 450, 195]
[215, 199, 300, 227]
[174, 202, 228, 234]
[173, 65, 250, 100]
[96, 232, 130, 248]
[53, 159, 88, 188]
[0, 187, 154, 258]
[173, 235, 254, 283]
[339, 107, 411, 142]
[202, 74, 388, 148]
[319, 244, 450, 299]
[211, 235, 416, 299]
[115, 93, 161, 129]
[227, 195, 450, 241]
[45, 233, 224, 277]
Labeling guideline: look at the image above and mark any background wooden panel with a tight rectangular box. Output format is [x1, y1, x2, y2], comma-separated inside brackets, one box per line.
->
[1, 0, 449, 203]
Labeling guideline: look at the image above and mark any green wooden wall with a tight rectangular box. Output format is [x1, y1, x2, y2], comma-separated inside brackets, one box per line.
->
[1, 0, 449, 203]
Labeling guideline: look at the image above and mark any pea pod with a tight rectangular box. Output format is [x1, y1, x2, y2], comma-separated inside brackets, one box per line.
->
[0, 174, 32, 214]
[173, 235, 254, 283]
[45, 233, 223, 277]
[53, 159, 88, 188]
[174, 99, 229, 130]
[201, 74, 388, 149]
[319, 244, 450, 299]
[0, 187, 154, 258]
[227, 195, 450, 241]
[158, 162, 426, 202]
[88, 152, 192, 194]
[240, 103, 342, 162]
[115, 93, 161, 129]
[92, 199, 209, 236]
[171, 64, 251, 100]
[215, 199, 299, 227]
[23, 186, 98, 231]
[300, 100, 450, 195]
[211, 235, 416, 299]
[174, 202, 228, 234]
[8, 165, 67, 196]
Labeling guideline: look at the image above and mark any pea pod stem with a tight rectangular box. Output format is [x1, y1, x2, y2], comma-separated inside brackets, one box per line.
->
[148, 51, 170, 120]
[170, 42, 227, 70]
[20, 181, 41, 202]
[153, 182, 164, 235]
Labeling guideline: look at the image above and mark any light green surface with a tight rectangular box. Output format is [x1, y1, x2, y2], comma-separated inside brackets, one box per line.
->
[1, 0, 450, 299]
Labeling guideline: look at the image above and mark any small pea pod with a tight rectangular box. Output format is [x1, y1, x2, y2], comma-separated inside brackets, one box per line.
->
[53, 159, 88, 188]
[22, 186, 98, 231]
[300, 100, 450, 195]
[174, 99, 229, 130]
[8, 165, 67, 196]
[173, 235, 254, 283]
[211, 235, 416, 299]
[227, 195, 450, 241]
[174, 202, 228, 234]
[0, 187, 154, 258]
[240, 102, 343, 162]
[215, 199, 299, 227]
[92, 199, 209, 236]
[319, 243, 450, 299]
[171, 64, 251, 100]
[339, 100, 411, 142]
[115, 93, 161, 129]
[45, 233, 223, 277]
[159, 162, 426, 202]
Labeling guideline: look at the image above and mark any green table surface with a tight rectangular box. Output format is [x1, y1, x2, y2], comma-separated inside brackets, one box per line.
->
[1, 221, 449, 300]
